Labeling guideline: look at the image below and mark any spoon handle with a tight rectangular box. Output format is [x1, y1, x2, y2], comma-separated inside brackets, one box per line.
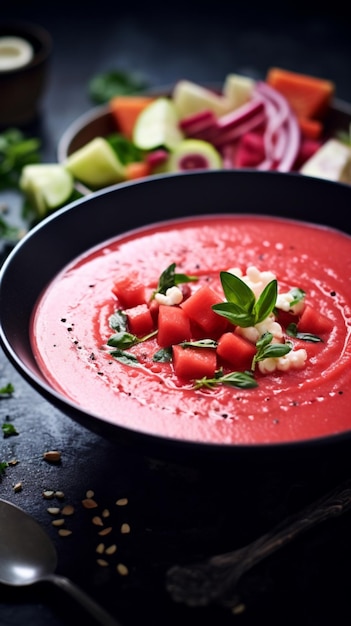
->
[166, 477, 351, 607]
[47, 573, 122, 626]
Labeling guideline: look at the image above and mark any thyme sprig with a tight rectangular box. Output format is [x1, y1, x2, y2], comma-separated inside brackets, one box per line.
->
[194, 369, 257, 390]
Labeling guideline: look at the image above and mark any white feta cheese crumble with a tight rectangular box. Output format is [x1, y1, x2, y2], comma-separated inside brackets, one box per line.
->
[258, 348, 307, 374]
[236, 313, 283, 343]
[227, 265, 276, 299]
[154, 286, 183, 306]
[276, 290, 305, 315]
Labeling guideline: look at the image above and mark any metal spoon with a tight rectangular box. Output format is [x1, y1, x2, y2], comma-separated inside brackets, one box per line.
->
[166, 477, 351, 609]
[0, 498, 122, 626]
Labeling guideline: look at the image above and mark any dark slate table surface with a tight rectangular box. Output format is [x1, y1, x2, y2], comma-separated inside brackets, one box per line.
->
[1, 3, 351, 625]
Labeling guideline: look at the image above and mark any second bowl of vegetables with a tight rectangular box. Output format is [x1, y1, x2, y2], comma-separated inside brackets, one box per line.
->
[20, 66, 351, 216]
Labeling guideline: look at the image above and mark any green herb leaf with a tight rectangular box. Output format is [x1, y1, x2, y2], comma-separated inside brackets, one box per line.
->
[109, 348, 141, 367]
[107, 133, 144, 165]
[108, 329, 157, 349]
[108, 331, 140, 349]
[0, 383, 14, 395]
[212, 300, 256, 326]
[286, 322, 323, 343]
[252, 332, 292, 368]
[220, 271, 256, 309]
[180, 339, 218, 349]
[152, 347, 172, 362]
[88, 70, 150, 104]
[0, 128, 41, 190]
[155, 263, 198, 296]
[194, 369, 258, 390]
[213, 272, 277, 327]
[109, 310, 128, 332]
[2, 422, 18, 437]
[255, 280, 278, 323]
[107, 330, 158, 349]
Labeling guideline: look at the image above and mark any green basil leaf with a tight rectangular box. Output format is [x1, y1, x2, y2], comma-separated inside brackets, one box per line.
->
[254, 280, 277, 323]
[212, 301, 255, 327]
[220, 371, 258, 389]
[156, 263, 198, 295]
[107, 331, 138, 349]
[110, 349, 141, 367]
[286, 323, 322, 342]
[153, 347, 172, 362]
[255, 342, 292, 362]
[109, 310, 128, 332]
[220, 272, 256, 309]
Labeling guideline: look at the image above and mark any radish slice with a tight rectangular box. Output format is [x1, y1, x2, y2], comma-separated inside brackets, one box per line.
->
[179, 109, 217, 135]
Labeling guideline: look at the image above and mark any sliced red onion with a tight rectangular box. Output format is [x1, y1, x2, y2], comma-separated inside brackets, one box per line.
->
[253, 81, 301, 172]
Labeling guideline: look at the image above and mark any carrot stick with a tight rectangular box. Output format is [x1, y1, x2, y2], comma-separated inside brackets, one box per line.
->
[125, 161, 151, 180]
[266, 67, 335, 121]
[109, 96, 155, 140]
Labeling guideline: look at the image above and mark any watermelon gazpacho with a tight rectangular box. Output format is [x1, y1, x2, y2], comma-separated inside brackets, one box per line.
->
[31, 215, 351, 446]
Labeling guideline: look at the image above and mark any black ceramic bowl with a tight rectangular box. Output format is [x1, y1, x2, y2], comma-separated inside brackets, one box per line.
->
[1, 170, 351, 465]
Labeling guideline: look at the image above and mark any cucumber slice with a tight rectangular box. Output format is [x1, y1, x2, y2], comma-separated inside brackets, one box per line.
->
[133, 97, 184, 151]
[166, 139, 222, 172]
[20, 164, 74, 217]
[64, 137, 125, 188]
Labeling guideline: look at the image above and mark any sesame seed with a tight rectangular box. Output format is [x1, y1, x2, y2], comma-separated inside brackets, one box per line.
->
[47, 507, 60, 515]
[61, 504, 75, 516]
[116, 563, 129, 576]
[121, 523, 130, 534]
[116, 498, 128, 507]
[58, 529, 72, 537]
[82, 498, 98, 509]
[96, 543, 105, 554]
[52, 519, 65, 527]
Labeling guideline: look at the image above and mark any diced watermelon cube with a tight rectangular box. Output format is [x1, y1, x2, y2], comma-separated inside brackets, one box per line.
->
[217, 331, 256, 369]
[297, 304, 333, 334]
[172, 344, 217, 380]
[112, 273, 146, 308]
[126, 303, 155, 336]
[157, 305, 192, 348]
[180, 285, 228, 337]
